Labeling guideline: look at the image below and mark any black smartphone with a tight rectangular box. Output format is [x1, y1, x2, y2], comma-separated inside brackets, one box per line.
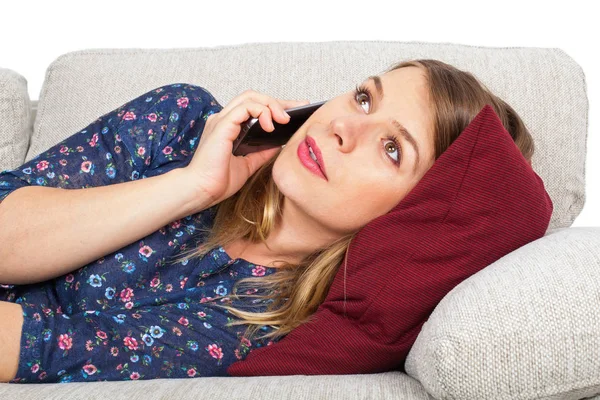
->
[232, 100, 327, 156]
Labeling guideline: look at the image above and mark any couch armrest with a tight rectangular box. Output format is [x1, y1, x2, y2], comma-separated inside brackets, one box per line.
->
[0, 68, 32, 171]
[406, 227, 600, 400]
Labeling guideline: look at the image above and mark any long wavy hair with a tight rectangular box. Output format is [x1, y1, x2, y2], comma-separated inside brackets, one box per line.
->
[167, 59, 535, 346]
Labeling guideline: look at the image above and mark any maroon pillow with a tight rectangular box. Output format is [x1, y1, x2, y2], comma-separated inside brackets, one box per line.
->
[227, 105, 553, 376]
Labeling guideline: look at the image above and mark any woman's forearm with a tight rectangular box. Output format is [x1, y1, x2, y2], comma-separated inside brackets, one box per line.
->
[0, 168, 209, 285]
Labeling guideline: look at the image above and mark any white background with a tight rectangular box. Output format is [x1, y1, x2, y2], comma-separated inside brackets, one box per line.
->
[0, 0, 597, 226]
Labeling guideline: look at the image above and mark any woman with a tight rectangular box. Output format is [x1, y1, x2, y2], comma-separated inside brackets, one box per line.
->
[0, 59, 534, 383]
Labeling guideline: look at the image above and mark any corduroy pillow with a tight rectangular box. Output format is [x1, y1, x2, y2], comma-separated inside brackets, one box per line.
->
[227, 105, 554, 376]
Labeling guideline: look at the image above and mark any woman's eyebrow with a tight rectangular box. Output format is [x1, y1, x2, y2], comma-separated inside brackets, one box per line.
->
[367, 75, 421, 175]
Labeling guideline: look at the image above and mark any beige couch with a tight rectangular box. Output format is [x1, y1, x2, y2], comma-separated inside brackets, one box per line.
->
[0, 41, 599, 400]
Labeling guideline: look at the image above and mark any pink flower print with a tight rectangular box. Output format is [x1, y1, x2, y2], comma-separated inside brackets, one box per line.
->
[180, 277, 188, 289]
[123, 336, 138, 351]
[120, 287, 134, 302]
[38, 371, 47, 380]
[139, 245, 154, 259]
[190, 120, 195, 128]
[82, 364, 97, 375]
[58, 333, 73, 350]
[130, 372, 140, 380]
[96, 330, 107, 339]
[114, 145, 121, 154]
[160, 95, 169, 102]
[197, 311, 206, 318]
[137, 146, 146, 157]
[240, 337, 252, 348]
[59, 145, 69, 154]
[150, 277, 160, 288]
[207, 344, 223, 361]
[65, 274, 74, 283]
[162, 146, 173, 156]
[36, 160, 49, 172]
[85, 340, 94, 351]
[147, 113, 158, 123]
[110, 347, 119, 356]
[172, 327, 182, 336]
[31, 364, 39, 373]
[59, 159, 68, 166]
[187, 368, 196, 377]
[76, 146, 84, 152]
[81, 160, 93, 173]
[166, 284, 173, 292]
[122, 111, 137, 121]
[176, 96, 189, 108]
[178, 317, 189, 326]
[33, 313, 41, 322]
[125, 301, 134, 309]
[252, 265, 267, 277]
[170, 220, 181, 229]
[89, 133, 99, 147]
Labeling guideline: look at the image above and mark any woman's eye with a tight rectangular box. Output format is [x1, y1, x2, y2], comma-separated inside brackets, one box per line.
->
[355, 89, 371, 113]
[383, 138, 400, 164]
[353, 84, 373, 114]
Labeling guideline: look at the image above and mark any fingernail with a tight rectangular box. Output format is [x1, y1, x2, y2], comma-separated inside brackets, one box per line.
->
[282, 110, 290, 118]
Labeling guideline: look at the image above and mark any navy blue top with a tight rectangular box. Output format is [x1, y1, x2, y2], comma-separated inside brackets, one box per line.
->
[0, 83, 281, 383]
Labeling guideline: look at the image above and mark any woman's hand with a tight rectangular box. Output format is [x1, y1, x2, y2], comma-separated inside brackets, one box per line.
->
[183, 89, 309, 211]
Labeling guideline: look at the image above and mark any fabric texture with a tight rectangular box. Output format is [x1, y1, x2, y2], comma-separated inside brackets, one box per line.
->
[0, 83, 282, 383]
[0, 68, 32, 172]
[404, 226, 600, 399]
[226, 104, 554, 376]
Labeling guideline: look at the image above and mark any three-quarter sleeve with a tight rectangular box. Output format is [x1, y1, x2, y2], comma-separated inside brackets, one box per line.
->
[0, 83, 223, 204]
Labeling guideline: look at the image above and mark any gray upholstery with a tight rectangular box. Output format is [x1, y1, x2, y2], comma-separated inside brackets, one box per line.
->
[1, 41, 598, 400]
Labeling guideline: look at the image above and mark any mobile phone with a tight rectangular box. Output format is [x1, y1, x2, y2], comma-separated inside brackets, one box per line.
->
[232, 100, 327, 156]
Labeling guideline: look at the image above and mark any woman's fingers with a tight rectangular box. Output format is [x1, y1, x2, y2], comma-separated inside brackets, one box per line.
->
[221, 89, 309, 124]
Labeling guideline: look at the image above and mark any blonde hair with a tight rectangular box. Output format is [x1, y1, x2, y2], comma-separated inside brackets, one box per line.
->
[167, 59, 535, 346]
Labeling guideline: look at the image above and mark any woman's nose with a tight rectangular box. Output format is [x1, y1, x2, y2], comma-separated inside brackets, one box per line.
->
[330, 116, 370, 151]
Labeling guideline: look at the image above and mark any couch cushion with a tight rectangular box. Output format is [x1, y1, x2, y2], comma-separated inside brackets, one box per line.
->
[0, 68, 32, 172]
[405, 227, 600, 400]
[0, 371, 434, 399]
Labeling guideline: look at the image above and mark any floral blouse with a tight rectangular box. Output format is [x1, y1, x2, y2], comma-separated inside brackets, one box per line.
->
[0, 83, 281, 383]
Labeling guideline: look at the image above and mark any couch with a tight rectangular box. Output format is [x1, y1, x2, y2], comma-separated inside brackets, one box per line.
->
[0, 41, 598, 400]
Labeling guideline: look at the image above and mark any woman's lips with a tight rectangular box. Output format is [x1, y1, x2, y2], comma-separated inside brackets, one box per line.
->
[297, 139, 328, 181]
[305, 135, 327, 179]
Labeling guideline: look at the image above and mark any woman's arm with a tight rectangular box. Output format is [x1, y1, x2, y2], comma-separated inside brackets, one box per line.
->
[0, 83, 219, 286]
[0, 168, 209, 285]
[0, 301, 23, 383]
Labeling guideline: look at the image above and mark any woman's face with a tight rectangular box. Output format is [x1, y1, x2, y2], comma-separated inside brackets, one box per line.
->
[272, 66, 436, 237]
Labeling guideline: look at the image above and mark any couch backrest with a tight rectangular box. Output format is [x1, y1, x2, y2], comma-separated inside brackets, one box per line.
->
[3, 41, 590, 230]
